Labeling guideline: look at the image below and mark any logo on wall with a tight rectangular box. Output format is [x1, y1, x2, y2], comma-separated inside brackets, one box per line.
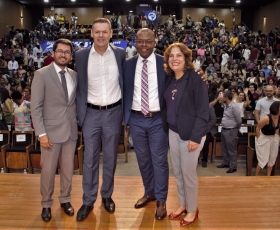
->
[147, 11, 157, 22]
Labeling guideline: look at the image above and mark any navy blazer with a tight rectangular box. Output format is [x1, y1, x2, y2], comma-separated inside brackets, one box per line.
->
[75, 45, 126, 127]
[162, 69, 209, 144]
[123, 54, 167, 127]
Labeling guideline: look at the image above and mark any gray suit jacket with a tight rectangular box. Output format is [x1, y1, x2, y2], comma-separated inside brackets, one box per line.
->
[31, 62, 78, 143]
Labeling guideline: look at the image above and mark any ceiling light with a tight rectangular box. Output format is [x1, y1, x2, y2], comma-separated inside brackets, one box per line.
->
[181, 0, 186, 2]
[107, 11, 110, 12]
[71, 0, 76, 2]
[126, 0, 131, 1]
[98, 0, 103, 1]
[209, 0, 213, 2]
[154, 0, 158, 1]
[44, 0, 49, 2]
[236, 0, 241, 3]
[129, 11, 133, 12]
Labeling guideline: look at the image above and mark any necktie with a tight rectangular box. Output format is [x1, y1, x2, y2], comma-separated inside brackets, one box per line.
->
[59, 70, 68, 101]
[141, 59, 149, 115]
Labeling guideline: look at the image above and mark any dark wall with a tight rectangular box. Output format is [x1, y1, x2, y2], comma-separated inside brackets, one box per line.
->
[26, 6, 44, 30]
[241, 7, 256, 30]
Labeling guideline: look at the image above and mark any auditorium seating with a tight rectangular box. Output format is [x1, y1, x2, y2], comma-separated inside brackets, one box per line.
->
[26, 131, 84, 175]
[1, 131, 34, 173]
[0, 130, 10, 171]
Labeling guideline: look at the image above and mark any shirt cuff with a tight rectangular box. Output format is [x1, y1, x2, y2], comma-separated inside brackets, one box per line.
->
[39, 133, 46, 137]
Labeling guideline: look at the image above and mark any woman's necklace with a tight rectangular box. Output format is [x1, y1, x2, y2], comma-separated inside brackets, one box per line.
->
[171, 76, 183, 100]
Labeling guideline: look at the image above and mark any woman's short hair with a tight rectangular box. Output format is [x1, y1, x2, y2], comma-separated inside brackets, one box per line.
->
[163, 42, 194, 75]
[270, 101, 280, 115]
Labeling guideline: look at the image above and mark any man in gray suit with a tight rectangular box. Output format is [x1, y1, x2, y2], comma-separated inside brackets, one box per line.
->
[75, 18, 125, 221]
[31, 39, 78, 222]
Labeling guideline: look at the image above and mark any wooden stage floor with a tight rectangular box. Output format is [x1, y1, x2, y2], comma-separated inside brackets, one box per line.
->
[1, 174, 280, 230]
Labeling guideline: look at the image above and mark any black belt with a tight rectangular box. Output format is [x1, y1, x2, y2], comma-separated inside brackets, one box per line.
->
[222, 127, 237, 130]
[131, 110, 161, 118]
[87, 100, 121, 110]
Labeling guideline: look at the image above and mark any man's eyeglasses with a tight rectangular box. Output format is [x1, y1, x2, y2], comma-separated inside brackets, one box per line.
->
[135, 40, 154, 45]
[55, 50, 72, 55]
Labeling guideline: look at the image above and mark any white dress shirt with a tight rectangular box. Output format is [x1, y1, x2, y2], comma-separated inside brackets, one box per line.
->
[53, 62, 75, 100]
[8, 60, 19, 70]
[87, 45, 121, 106]
[131, 53, 160, 112]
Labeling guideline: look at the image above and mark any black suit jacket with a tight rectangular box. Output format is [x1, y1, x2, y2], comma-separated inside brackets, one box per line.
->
[162, 69, 209, 144]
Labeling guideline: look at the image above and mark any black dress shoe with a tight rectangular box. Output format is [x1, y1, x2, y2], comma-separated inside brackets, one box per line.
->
[217, 164, 230, 168]
[102, 197, 115, 213]
[226, 168, 237, 173]
[202, 161, 207, 168]
[134, 195, 156, 209]
[155, 201, 167, 220]
[41, 208, 51, 222]
[76, 204, 93, 221]
[61, 202, 74, 216]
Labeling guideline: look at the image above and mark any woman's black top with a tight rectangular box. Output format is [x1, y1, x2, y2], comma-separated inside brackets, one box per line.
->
[163, 76, 185, 133]
[261, 114, 280, 135]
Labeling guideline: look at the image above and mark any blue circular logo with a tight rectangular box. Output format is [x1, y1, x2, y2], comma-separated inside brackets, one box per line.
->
[148, 12, 157, 22]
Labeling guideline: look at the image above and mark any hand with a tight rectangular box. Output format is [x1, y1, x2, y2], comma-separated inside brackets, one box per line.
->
[39, 134, 52, 150]
[195, 68, 206, 81]
[188, 140, 199, 152]
[244, 88, 248, 95]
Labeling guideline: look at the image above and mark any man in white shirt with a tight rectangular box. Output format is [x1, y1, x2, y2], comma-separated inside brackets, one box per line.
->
[33, 53, 44, 69]
[60, 25, 68, 35]
[75, 18, 126, 222]
[126, 42, 137, 58]
[242, 45, 251, 61]
[123, 28, 169, 220]
[8, 56, 19, 76]
[254, 85, 279, 123]
[220, 49, 229, 73]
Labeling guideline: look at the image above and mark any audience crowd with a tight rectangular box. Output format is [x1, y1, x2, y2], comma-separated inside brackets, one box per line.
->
[0, 10, 280, 171]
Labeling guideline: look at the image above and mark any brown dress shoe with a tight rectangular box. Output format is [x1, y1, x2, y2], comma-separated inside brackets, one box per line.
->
[155, 201, 167, 220]
[134, 195, 156, 209]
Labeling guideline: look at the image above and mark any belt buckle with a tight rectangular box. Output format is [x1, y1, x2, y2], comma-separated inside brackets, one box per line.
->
[144, 112, 153, 118]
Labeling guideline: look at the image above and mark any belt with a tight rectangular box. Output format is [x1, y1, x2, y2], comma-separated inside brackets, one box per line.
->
[87, 100, 121, 110]
[222, 127, 237, 130]
[131, 110, 161, 118]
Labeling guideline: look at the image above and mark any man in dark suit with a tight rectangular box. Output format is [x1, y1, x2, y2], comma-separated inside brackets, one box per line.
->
[31, 39, 78, 222]
[75, 18, 125, 221]
[123, 28, 169, 220]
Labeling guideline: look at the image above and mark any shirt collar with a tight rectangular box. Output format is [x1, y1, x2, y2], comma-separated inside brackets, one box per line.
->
[265, 96, 277, 101]
[90, 44, 111, 55]
[53, 62, 68, 74]
[138, 52, 155, 64]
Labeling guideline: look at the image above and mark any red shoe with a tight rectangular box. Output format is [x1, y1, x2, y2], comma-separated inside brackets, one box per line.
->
[180, 209, 199, 227]
[168, 209, 187, 220]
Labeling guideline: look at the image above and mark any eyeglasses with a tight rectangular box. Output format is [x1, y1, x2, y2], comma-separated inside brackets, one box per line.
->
[135, 40, 154, 45]
[55, 49, 72, 55]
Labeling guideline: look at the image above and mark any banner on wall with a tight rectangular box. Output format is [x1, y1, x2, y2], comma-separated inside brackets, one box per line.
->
[143, 10, 157, 22]
[39, 40, 131, 53]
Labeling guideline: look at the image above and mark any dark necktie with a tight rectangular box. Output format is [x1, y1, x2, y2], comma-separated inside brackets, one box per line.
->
[59, 70, 68, 101]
